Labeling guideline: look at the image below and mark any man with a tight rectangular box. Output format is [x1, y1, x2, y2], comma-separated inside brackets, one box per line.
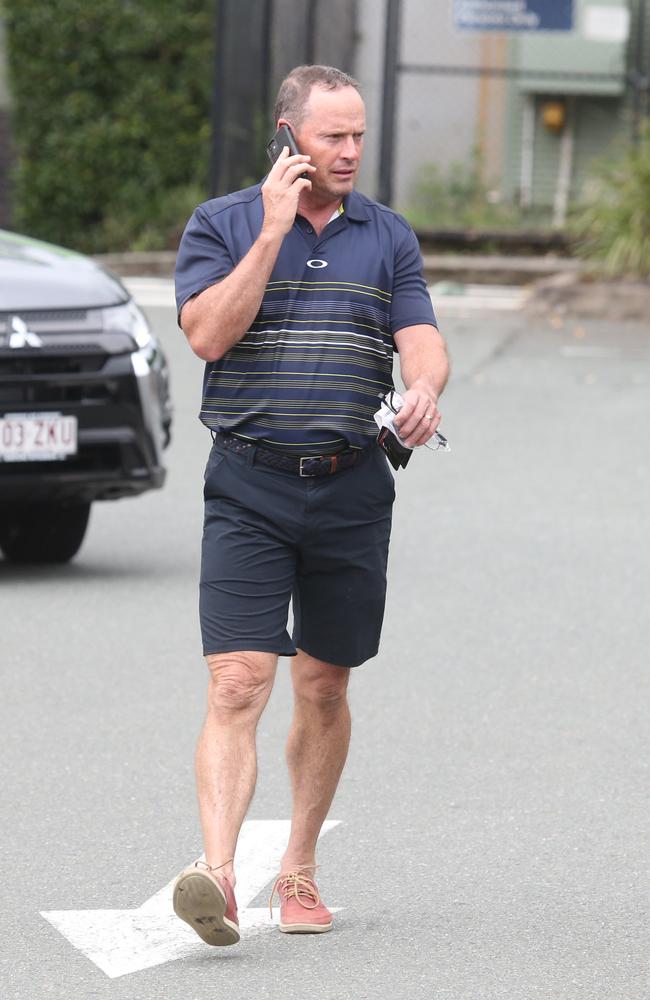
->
[172, 65, 449, 946]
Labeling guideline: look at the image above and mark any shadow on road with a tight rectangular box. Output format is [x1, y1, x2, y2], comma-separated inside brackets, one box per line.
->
[0, 556, 184, 583]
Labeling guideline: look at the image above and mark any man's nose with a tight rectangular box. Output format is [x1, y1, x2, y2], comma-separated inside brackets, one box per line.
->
[340, 135, 359, 161]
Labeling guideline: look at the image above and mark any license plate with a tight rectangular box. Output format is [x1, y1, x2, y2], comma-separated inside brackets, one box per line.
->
[0, 412, 78, 462]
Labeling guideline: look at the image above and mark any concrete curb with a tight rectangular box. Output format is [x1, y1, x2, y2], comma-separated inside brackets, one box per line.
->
[94, 251, 649, 321]
[524, 271, 650, 321]
[94, 249, 585, 285]
[94, 251, 177, 277]
[421, 253, 584, 286]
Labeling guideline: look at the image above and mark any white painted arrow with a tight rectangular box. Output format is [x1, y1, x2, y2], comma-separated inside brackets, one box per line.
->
[41, 819, 341, 979]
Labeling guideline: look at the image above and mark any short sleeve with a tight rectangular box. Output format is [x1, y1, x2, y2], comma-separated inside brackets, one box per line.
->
[174, 205, 235, 319]
[390, 222, 437, 337]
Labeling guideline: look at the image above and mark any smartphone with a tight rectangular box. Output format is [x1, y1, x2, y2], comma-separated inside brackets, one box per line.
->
[267, 124, 301, 163]
[266, 125, 308, 178]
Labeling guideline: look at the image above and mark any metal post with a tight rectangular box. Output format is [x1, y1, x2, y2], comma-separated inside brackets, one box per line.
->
[209, 0, 227, 197]
[378, 0, 402, 206]
[553, 97, 575, 228]
[210, 0, 269, 196]
[306, 0, 318, 65]
[639, 0, 649, 128]
[631, 0, 648, 141]
[519, 96, 535, 209]
[262, 0, 274, 126]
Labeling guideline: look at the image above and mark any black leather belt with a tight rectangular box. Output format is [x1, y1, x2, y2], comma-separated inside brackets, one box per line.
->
[214, 432, 365, 477]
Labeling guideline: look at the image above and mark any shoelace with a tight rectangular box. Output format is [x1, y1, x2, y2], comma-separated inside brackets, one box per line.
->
[269, 865, 321, 917]
[193, 857, 233, 876]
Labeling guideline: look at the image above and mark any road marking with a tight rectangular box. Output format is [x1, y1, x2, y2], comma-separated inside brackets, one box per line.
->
[41, 819, 341, 979]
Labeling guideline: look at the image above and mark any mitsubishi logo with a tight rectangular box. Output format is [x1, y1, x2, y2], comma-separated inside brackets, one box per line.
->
[8, 315, 43, 348]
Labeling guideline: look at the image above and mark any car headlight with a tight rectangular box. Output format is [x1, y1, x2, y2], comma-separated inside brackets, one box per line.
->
[103, 300, 153, 349]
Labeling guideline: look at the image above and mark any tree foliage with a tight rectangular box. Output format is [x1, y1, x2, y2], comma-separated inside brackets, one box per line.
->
[5, 0, 212, 251]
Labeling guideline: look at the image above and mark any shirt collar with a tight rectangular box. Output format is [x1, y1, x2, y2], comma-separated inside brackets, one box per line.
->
[342, 189, 371, 222]
[256, 181, 370, 223]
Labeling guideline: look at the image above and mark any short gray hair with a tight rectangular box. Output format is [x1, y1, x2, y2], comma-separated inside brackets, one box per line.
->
[274, 65, 360, 130]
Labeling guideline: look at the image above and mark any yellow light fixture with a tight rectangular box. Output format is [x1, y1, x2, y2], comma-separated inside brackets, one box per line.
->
[541, 100, 566, 132]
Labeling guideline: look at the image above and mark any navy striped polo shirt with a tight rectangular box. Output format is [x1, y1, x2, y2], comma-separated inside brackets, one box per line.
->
[175, 184, 436, 453]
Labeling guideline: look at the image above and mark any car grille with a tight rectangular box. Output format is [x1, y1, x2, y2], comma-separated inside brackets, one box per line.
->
[0, 352, 106, 375]
[0, 309, 99, 335]
[0, 299, 140, 408]
[1, 342, 147, 415]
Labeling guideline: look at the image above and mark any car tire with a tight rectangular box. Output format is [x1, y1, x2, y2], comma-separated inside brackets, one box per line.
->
[0, 503, 91, 564]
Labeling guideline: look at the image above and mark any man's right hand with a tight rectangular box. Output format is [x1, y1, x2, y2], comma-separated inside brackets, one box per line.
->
[261, 147, 315, 238]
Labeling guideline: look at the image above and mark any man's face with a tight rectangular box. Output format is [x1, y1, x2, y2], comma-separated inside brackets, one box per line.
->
[287, 85, 366, 202]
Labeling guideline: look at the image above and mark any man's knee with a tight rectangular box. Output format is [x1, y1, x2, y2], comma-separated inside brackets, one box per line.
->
[293, 653, 350, 712]
[205, 651, 276, 717]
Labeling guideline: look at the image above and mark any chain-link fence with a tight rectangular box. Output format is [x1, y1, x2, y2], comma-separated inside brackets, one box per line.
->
[210, 0, 650, 236]
[376, 0, 649, 232]
[1, 0, 647, 239]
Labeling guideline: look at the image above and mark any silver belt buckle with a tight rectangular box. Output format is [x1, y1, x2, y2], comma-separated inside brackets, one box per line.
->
[299, 456, 320, 477]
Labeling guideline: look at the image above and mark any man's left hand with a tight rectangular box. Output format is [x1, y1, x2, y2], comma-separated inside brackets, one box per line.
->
[393, 387, 441, 448]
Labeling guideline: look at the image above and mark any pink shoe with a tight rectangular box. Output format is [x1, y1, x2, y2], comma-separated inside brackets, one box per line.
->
[269, 866, 333, 934]
[173, 860, 240, 946]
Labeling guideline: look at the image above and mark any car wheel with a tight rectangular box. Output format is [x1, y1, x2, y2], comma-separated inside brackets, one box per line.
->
[0, 503, 91, 564]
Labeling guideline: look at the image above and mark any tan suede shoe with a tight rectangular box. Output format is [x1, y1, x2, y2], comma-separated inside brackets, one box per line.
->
[173, 861, 240, 946]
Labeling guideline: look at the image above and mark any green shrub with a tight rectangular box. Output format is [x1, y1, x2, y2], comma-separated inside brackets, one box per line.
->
[5, 0, 212, 252]
[570, 126, 650, 277]
[404, 148, 521, 231]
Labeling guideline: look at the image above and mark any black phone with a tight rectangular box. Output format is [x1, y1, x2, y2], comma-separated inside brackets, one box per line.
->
[266, 125, 309, 180]
[266, 124, 302, 164]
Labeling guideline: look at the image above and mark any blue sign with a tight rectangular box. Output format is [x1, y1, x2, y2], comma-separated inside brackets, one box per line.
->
[454, 0, 574, 32]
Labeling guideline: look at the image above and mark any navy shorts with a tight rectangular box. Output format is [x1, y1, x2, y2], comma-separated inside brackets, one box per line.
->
[200, 439, 395, 668]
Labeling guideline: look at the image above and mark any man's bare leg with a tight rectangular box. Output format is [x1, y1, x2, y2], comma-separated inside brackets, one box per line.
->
[280, 649, 351, 871]
[195, 650, 278, 883]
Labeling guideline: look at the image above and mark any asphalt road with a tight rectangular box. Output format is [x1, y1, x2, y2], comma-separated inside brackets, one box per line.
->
[1, 290, 649, 1000]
